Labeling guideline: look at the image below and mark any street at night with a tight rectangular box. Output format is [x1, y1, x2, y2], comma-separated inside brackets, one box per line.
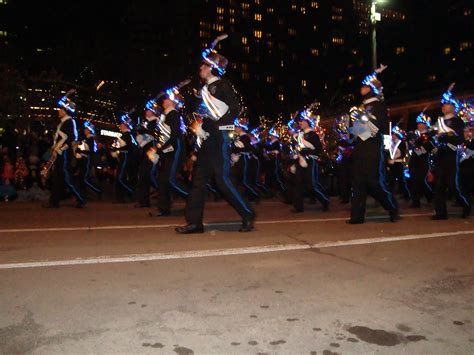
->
[1, 0, 474, 354]
[1, 200, 473, 354]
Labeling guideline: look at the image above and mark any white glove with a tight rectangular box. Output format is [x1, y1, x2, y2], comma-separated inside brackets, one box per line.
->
[234, 140, 245, 148]
[196, 125, 210, 141]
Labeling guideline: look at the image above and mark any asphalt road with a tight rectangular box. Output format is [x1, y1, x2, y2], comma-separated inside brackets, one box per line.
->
[0, 200, 473, 354]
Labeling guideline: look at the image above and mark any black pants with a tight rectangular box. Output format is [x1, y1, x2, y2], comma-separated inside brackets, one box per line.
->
[49, 150, 84, 206]
[460, 159, 474, 197]
[233, 154, 260, 199]
[350, 136, 397, 222]
[337, 157, 352, 202]
[293, 157, 329, 211]
[115, 152, 134, 202]
[264, 156, 286, 194]
[185, 130, 254, 225]
[433, 149, 470, 217]
[387, 162, 411, 200]
[409, 154, 432, 204]
[136, 156, 157, 206]
[77, 155, 102, 197]
[157, 142, 189, 213]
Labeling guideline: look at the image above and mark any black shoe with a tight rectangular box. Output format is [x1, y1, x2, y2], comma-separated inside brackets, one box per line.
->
[389, 209, 400, 222]
[291, 208, 304, 213]
[462, 206, 471, 219]
[239, 215, 255, 233]
[42, 202, 59, 208]
[149, 210, 171, 217]
[175, 224, 204, 234]
[346, 219, 364, 224]
[431, 214, 448, 220]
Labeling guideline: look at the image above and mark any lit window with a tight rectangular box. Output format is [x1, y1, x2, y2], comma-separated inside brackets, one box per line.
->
[244, 46, 250, 54]
[291, 4, 297, 11]
[255, 13, 262, 21]
[427, 74, 436, 82]
[254, 30, 262, 38]
[278, 94, 284, 101]
[280, 60, 284, 67]
[0, 30, 7, 37]
[242, 36, 248, 45]
[311, 1, 318, 9]
[216, 7, 225, 14]
[266, 76, 273, 83]
[460, 41, 472, 51]
[313, 25, 317, 31]
[311, 48, 319, 56]
[267, 7, 274, 14]
[242, 72, 250, 80]
[332, 37, 344, 45]
[229, 9, 235, 15]
[288, 28, 296, 36]
[301, 80, 307, 87]
[443, 47, 451, 55]
[395, 46, 405, 55]
[301, 7, 306, 15]
[241, 3, 250, 10]
[229, 17, 235, 24]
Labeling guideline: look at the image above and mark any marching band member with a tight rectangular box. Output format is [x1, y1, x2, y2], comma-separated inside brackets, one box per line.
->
[407, 112, 433, 207]
[43, 90, 85, 208]
[76, 120, 102, 197]
[113, 112, 137, 203]
[231, 118, 260, 201]
[263, 126, 287, 197]
[431, 84, 471, 219]
[347, 65, 399, 224]
[460, 124, 474, 200]
[135, 100, 160, 208]
[333, 115, 353, 204]
[149, 86, 189, 217]
[292, 107, 329, 213]
[176, 34, 255, 234]
[386, 126, 411, 200]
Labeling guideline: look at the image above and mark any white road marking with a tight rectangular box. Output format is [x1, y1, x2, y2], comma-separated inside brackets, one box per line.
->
[0, 213, 433, 234]
[0, 229, 472, 270]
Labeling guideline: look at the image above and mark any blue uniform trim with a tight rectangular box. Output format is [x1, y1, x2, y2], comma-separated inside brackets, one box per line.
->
[169, 139, 188, 196]
[274, 157, 286, 191]
[400, 165, 411, 199]
[62, 150, 84, 202]
[242, 155, 259, 197]
[424, 154, 433, 193]
[150, 163, 158, 189]
[455, 150, 469, 207]
[310, 159, 329, 203]
[118, 152, 134, 193]
[254, 157, 268, 192]
[221, 132, 252, 214]
[378, 142, 396, 209]
[84, 155, 101, 193]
